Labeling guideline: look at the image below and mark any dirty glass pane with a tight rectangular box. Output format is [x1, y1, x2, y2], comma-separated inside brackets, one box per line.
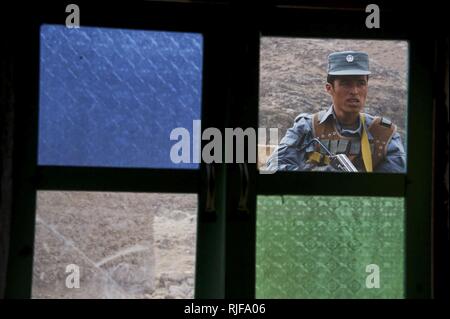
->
[38, 24, 203, 169]
[256, 195, 405, 298]
[32, 191, 197, 299]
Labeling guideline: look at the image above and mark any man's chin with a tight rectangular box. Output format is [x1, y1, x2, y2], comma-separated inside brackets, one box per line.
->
[344, 104, 363, 112]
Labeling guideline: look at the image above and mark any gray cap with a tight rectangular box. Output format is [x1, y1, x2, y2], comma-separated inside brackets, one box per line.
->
[327, 51, 371, 75]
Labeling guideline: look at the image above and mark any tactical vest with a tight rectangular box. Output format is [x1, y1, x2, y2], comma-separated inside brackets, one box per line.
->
[310, 111, 397, 171]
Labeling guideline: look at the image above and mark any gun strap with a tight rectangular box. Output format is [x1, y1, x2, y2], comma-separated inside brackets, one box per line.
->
[360, 114, 373, 172]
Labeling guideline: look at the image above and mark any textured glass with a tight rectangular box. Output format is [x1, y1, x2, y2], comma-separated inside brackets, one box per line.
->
[38, 25, 203, 169]
[256, 196, 404, 298]
[32, 191, 197, 299]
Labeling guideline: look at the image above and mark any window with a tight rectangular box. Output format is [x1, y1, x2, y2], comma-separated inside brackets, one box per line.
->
[39, 25, 203, 169]
[31, 25, 203, 299]
[5, 2, 435, 299]
[256, 195, 404, 298]
[255, 37, 413, 298]
[253, 28, 432, 298]
[258, 37, 409, 174]
[32, 191, 197, 299]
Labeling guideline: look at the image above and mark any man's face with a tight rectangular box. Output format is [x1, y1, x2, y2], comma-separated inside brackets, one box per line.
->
[325, 75, 368, 115]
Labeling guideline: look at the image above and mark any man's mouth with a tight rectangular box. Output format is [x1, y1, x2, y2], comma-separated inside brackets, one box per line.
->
[347, 98, 360, 103]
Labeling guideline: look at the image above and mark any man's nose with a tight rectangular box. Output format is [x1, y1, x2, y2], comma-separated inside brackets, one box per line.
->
[349, 83, 358, 94]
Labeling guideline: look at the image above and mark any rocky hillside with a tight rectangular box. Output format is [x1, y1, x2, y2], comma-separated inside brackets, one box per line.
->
[259, 38, 409, 144]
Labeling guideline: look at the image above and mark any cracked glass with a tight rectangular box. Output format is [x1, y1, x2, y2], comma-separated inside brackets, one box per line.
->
[32, 191, 197, 299]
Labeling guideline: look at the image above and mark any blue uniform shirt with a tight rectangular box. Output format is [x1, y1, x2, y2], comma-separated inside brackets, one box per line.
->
[266, 105, 406, 173]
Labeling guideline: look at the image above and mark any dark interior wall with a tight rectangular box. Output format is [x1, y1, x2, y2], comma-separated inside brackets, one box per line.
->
[446, 38, 449, 205]
[0, 14, 14, 298]
[434, 38, 450, 299]
[443, 37, 448, 298]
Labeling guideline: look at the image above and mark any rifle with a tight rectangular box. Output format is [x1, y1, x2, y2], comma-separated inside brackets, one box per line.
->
[306, 138, 359, 172]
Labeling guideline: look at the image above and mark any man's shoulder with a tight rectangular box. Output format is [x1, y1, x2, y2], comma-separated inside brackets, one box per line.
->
[294, 109, 328, 122]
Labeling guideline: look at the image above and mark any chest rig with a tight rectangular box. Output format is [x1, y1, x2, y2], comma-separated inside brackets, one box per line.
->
[308, 111, 397, 172]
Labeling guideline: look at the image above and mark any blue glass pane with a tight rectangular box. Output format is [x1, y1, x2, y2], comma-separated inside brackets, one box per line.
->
[38, 24, 203, 169]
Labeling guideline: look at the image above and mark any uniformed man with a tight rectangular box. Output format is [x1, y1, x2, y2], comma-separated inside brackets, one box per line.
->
[266, 50, 406, 173]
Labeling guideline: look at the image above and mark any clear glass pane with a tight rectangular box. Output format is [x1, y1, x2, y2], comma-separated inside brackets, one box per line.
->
[39, 25, 203, 169]
[256, 195, 405, 298]
[258, 38, 408, 174]
[32, 191, 197, 299]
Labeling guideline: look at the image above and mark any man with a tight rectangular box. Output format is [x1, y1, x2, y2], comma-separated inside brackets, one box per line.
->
[266, 51, 406, 172]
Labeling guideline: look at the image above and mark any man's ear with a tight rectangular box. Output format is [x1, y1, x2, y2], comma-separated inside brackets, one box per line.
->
[325, 82, 333, 95]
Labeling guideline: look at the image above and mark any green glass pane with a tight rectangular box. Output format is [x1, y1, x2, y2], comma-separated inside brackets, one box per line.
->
[256, 196, 404, 298]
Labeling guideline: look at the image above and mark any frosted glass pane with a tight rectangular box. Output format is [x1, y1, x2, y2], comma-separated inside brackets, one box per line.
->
[256, 196, 404, 298]
[39, 25, 203, 169]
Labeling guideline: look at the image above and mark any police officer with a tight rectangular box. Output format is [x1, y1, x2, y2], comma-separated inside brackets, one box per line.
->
[266, 51, 406, 173]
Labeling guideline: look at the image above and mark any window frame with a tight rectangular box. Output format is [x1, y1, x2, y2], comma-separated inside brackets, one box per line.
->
[244, 7, 434, 299]
[5, 2, 436, 299]
[5, 1, 232, 299]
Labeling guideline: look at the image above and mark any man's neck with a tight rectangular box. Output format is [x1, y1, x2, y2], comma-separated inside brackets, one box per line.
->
[333, 105, 360, 126]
